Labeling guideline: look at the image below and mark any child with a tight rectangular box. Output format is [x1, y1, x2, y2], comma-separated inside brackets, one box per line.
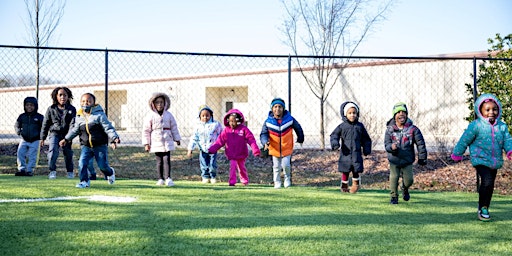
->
[260, 98, 304, 188]
[187, 105, 223, 184]
[142, 92, 181, 186]
[384, 102, 427, 204]
[14, 97, 44, 176]
[59, 93, 119, 188]
[330, 101, 372, 193]
[209, 109, 261, 186]
[40, 87, 76, 179]
[451, 93, 512, 221]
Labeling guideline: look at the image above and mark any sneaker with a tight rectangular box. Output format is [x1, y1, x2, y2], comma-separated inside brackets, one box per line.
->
[67, 172, 75, 179]
[202, 178, 210, 183]
[478, 207, 491, 221]
[284, 177, 291, 188]
[15, 170, 27, 176]
[403, 187, 410, 201]
[107, 168, 115, 185]
[210, 178, 217, 184]
[156, 179, 165, 185]
[26, 172, 33, 177]
[75, 180, 90, 188]
[165, 178, 175, 186]
[48, 171, 57, 179]
[274, 181, 282, 189]
[390, 197, 398, 204]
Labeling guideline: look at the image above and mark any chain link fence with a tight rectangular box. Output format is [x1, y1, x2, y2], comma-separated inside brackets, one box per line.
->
[0, 45, 502, 176]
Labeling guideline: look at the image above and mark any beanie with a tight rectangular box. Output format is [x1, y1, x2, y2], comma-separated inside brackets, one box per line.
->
[392, 102, 408, 116]
[270, 98, 286, 110]
[198, 104, 213, 117]
[343, 102, 359, 117]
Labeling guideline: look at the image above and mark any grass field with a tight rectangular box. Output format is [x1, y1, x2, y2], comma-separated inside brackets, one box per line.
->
[1, 175, 511, 256]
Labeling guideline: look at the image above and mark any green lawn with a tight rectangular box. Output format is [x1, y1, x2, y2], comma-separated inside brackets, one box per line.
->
[0, 175, 511, 256]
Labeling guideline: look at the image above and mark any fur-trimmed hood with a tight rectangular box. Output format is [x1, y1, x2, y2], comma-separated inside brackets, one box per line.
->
[148, 92, 171, 112]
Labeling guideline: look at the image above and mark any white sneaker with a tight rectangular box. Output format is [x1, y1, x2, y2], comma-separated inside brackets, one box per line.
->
[166, 178, 175, 186]
[67, 172, 75, 179]
[202, 178, 210, 183]
[107, 168, 115, 185]
[156, 179, 165, 185]
[284, 178, 291, 188]
[274, 181, 282, 189]
[75, 180, 90, 188]
[48, 171, 57, 179]
[210, 178, 217, 184]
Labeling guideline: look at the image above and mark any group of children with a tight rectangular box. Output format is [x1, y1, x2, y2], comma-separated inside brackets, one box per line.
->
[15, 89, 512, 221]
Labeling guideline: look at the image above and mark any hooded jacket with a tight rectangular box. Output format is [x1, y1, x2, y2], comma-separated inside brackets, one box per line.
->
[452, 93, 512, 169]
[208, 109, 261, 160]
[142, 92, 182, 153]
[40, 102, 76, 140]
[15, 97, 44, 142]
[64, 104, 119, 147]
[187, 106, 223, 153]
[384, 116, 427, 168]
[260, 109, 304, 157]
[330, 101, 372, 173]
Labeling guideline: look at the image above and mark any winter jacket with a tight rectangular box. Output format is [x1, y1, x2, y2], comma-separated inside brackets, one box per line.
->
[260, 110, 304, 157]
[330, 102, 372, 173]
[384, 118, 427, 168]
[452, 93, 512, 169]
[40, 103, 76, 140]
[64, 105, 119, 147]
[208, 109, 261, 160]
[142, 92, 181, 153]
[187, 117, 223, 153]
[15, 97, 44, 142]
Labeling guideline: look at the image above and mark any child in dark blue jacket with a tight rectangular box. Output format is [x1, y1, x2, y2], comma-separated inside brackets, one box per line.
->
[15, 97, 44, 176]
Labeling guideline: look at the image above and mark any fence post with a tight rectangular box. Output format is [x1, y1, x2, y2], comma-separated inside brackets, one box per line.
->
[288, 55, 292, 113]
[105, 49, 109, 117]
[472, 57, 478, 101]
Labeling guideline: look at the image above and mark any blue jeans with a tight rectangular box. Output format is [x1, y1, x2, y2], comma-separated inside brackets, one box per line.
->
[47, 134, 74, 172]
[88, 158, 96, 175]
[17, 140, 39, 173]
[199, 151, 217, 179]
[79, 144, 113, 182]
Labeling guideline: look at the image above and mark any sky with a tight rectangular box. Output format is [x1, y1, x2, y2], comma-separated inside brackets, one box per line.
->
[0, 0, 511, 56]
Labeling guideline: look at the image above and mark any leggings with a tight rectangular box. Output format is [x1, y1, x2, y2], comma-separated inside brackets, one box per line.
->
[155, 151, 171, 180]
[475, 165, 497, 210]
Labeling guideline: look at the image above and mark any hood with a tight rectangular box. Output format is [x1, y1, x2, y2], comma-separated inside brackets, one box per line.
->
[148, 92, 171, 112]
[474, 93, 502, 123]
[198, 105, 215, 121]
[24, 96, 38, 113]
[339, 101, 359, 123]
[223, 109, 245, 127]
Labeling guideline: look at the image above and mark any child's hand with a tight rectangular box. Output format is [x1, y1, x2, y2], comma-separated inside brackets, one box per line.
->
[110, 138, 120, 150]
[391, 143, 397, 151]
[40, 140, 45, 147]
[144, 144, 150, 152]
[59, 139, 67, 147]
[451, 154, 463, 162]
[187, 150, 192, 158]
[175, 140, 181, 146]
[507, 150, 512, 161]
[264, 142, 270, 151]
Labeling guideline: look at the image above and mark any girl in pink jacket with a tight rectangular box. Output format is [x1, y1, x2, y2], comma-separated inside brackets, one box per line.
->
[209, 109, 260, 186]
[142, 92, 181, 186]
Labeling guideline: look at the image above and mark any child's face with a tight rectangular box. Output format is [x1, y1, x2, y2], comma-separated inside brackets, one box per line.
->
[24, 102, 35, 113]
[480, 101, 498, 123]
[57, 89, 69, 106]
[228, 115, 238, 128]
[394, 111, 407, 126]
[81, 94, 95, 106]
[154, 97, 165, 112]
[346, 107, 358, 122]
[200, 110, 212, 122]
[272, 104, 284, 118]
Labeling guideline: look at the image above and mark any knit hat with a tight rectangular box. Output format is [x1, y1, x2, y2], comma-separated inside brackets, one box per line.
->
[198, 104, 213, 117]
[392, 102, 408, 116]
[270, 98, 285, 110]
[343, 102, 359, 117]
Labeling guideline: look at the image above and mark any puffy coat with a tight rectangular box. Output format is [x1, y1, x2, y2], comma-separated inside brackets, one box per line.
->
[384, 117, 427, 168]
[452, 93, 512, 169]
[260, 110, 304, 157]
[40, 102, 76, 140]
[330, 102, 372, 173]
[142, 92, 181, 153]
[187, 108, 223, 153]
[15, 97, 44, 142]
[64, 105, 119, 147]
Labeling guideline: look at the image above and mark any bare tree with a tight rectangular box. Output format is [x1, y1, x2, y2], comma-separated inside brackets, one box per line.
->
[281, 0, 393, 148]
[23, 0, 66, 99]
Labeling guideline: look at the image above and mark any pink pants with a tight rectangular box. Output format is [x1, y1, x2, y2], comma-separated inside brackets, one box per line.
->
[229, 158, 248, 186]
